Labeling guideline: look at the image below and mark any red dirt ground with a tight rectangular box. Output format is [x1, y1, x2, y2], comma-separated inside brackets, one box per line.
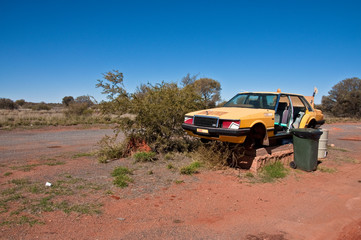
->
[1, 123, 361, 239]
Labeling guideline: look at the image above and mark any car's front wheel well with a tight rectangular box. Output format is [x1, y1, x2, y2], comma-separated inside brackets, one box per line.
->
[307, 119, 316, 128]
[245, 123, 266, 149]
[251, 123, 266, 139]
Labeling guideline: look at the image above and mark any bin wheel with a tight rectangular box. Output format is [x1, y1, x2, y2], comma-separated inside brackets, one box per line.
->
[290, 161, 297, 169]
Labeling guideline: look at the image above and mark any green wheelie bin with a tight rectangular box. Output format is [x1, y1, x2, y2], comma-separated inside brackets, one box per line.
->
[290, 128, 323, 171]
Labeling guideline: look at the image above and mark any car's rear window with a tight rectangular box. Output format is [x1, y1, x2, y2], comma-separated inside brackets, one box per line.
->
[224, 93, 278, 110]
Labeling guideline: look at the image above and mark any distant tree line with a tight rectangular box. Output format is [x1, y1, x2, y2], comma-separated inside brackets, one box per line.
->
[321, 77, 361, 117]
[0, 95, 94, 113]
[0, 98, 59, 110]
[62, 95, 94, 107]
[0, 98, 18, 110]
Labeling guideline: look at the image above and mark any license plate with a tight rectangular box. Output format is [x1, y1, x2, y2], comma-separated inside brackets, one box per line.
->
[197, 128, 209, 134]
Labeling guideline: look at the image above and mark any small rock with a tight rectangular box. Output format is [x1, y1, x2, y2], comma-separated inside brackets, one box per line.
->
[173, 219, 183, 223]
[111, 195, 120, 200]
[117, 218, 126, 221]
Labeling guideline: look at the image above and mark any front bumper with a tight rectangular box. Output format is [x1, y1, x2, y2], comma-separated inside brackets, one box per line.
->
[181, 123, 250, 138]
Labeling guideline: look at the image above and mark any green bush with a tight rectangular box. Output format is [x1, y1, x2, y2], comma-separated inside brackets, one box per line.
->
[259, 161, 288, 182]
[133, 151, 156, 162]
[126, 82, 202, 152]
[96, 70, 204, 153]
[180, 161, 201, 175]
[167, 163, 175, 169]
[113, 175, 133, 188]
[111, 166, 133, 188]
[111, 166, 133, 177]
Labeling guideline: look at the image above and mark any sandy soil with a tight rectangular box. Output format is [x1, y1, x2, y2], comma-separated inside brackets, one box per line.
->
[0, 123, 361, 240]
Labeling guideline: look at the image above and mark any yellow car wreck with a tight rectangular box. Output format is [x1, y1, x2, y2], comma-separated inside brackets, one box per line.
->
[182, 91, 325, 147]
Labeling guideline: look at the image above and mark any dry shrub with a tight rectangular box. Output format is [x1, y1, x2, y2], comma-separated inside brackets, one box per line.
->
[193, 141, 245, 169]
[96, 134, 154, 163]
[31, 102, 51, 111]
[65, 103, 92, 116]
[96, 70, 204, 153]
[96, 135, 127, 163]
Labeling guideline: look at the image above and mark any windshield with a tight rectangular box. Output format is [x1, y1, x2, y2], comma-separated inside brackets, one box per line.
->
[223, 93, 278, 110]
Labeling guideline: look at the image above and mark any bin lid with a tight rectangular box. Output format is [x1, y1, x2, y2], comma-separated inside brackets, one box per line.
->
[290, 128, 323, 140]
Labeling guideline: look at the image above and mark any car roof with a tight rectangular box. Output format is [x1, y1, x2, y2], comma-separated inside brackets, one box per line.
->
[238, 91, 304, 96]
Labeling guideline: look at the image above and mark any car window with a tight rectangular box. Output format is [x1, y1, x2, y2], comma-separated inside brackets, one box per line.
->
[278, 95, 290, 109]
[265, 95, 278, 109]
[299, 96, 314, 111]
[274, 95, 291, 127]
[224, 93, 277, 110]
[290, 96, 305, 108]
[235, 95, 247, 105]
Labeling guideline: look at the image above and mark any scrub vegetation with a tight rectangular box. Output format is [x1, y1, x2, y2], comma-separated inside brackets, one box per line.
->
[133, 151, 157, 162]
[192, 141, 246, 169]
[95, 71, 221, 161]
[96, 134, 128, 163]
[111, 166, 133, 188]
[0, 97, 117, 129]
[180, 161, 202, 175]
[244, 162, 289, 183]
[259, 161, 289, 182]
[0, 176, 104, 226]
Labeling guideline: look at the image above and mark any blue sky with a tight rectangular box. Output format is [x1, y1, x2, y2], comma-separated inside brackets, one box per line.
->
[1, 0, 360, 104]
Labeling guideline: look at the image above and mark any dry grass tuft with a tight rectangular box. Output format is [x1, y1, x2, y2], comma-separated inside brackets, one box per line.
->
[192, 141, 244, 169]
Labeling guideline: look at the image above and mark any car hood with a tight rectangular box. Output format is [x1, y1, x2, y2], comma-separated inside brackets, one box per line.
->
[186, 107, 275, 119]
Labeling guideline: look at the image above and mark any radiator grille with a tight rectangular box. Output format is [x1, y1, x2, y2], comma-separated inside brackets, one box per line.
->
[194, 116, 219, 128]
